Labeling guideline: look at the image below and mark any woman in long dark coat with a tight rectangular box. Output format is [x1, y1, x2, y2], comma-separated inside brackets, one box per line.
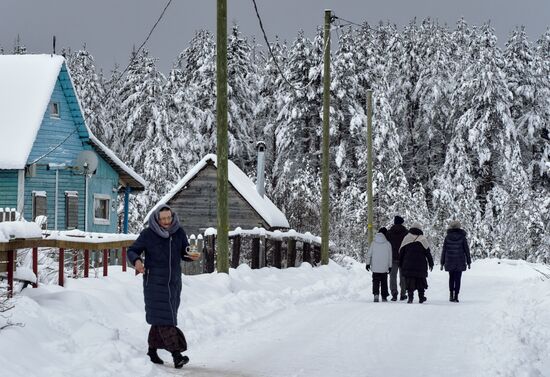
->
[127, 205, 200, 368]
[440, 220, 472, 303]
[399, 222, 434, 304]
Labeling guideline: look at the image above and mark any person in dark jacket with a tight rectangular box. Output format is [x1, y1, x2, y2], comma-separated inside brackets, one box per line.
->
[127, 205, 200, 368]
[386, 215, 408, 301]
[440, 220, 472, 303]
[399, 222, 434, 304]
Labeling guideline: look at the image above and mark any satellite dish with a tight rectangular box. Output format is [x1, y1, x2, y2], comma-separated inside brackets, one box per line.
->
[75, 150, 98, 175]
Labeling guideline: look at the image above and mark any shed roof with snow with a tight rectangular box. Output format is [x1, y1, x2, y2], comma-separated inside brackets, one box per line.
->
[145, 154, 289, 234]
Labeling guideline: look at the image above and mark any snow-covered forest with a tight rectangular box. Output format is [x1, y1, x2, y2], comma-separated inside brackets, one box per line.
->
[5, 19, 549, 262]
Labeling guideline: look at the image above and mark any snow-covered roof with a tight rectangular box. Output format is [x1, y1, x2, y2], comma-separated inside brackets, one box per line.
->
[145, 154, 290, 229]
[0, 54, 64, 169]
[88, 134, 146, 191]
[0, 54, 146, 190]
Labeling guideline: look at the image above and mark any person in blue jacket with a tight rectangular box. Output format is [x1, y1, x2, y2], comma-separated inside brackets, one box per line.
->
[440, 220, 472, 303]
[127, 205, 200, 368]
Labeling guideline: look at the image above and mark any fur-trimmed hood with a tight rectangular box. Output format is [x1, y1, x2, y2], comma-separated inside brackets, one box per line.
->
[400, 228, 429, 250]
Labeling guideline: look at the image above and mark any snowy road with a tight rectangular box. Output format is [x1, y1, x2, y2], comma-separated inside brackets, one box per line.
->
[190, 274, 493, 377]
[2, 259, 550, 377]
[178, 260, 550, 377]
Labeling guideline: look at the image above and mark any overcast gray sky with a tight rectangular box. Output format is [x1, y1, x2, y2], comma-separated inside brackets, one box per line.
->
[1, 0, 549, 73]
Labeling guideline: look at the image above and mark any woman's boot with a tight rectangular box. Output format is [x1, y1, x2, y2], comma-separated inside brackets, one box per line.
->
[449, 291, 454, 302]
[454, 292, 459, 303]
[147, 348, 164, 364]
[172, 352, 190, 369]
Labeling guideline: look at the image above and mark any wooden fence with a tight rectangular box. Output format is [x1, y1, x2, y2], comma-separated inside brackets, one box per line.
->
[0, 238, 135, 298]
[194, 230, 322, 274]
[1, 229, 323, 298]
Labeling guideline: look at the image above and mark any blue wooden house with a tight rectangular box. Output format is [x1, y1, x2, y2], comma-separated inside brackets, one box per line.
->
[0, 54, 145, 233]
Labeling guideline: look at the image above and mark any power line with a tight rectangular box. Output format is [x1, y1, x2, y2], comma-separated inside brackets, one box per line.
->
[251, 0, 333, 92]
[30, 0, 174, 165]
[333, 15, 364, 28]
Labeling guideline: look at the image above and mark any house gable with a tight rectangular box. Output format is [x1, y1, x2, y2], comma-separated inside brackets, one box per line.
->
[166, 163, 268, 236]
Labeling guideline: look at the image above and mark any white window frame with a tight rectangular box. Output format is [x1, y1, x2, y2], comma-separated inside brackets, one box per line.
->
[93, 194, 111, 225]
[50, 101, 60, 118]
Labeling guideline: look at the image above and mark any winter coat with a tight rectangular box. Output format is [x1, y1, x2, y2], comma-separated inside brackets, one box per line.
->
[366, 233, 392, 273]
[127, 207, 192, 326]
[386, 224, 408, 261]
[399, 228, 434, 278]
[441, 228, 471, 272]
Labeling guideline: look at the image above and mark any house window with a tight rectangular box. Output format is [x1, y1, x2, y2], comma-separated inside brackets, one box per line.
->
[50, 102, 60, 118]
[93, 194, 111, 225]
[65, 191, 78, 230]
[32, 191, 47, 228]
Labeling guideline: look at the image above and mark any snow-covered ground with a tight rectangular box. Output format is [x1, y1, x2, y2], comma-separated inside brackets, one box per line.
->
[1, 258, 549, 377]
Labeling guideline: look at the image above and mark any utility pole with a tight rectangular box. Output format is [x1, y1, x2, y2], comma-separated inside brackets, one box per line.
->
[366, 89, 374, 245]
[321, 9, 331, 265]
[216, 0, 229, 273]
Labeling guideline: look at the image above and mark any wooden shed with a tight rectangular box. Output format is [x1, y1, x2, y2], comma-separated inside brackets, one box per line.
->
[145, 154, 289, 236]
[0, 54, 145, 232]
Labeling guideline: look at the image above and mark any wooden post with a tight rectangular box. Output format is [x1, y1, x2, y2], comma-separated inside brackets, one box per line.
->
[251, 237, 260, 269]
[273, 240, 282, 269]
[259, 235, 266, 268]
[205, 235, 216, 273]
[303, 242, 311, 264]
[314, 245, 322, 266]
[231, 235, 241, 268]
[58, 248, 64, 287]
[32, 247, 38, 288]
[216, 0, 229, 274]
[84, 249, 89, 278]
[321, 9, 331, 266]
[287, 239, 297, 268]
[73, 250, 78, 277]
[103, 249, 108, 276]
[7, 250, 14, 298]
[121, 247, 127, 272]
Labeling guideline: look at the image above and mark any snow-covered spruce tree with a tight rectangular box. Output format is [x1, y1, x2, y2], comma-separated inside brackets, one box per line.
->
[227, 24, 259, 174]
[116, 49, 170, 230]
[412, 21, 454, 199]
[272, 30, 324, 233]
[386, 19, 426, 187]
[329, 27, 369, 257]
[431, 134, 482, 257]
[13, 34, 26, 54]
[102, 63, 125, 150]
[483, 142, 534, 259]
[504, 27, 548, 187]
[167, 30, 217, 169]
[533, 28, 550, 187]
[66, 47, 106, 141]
[451, 23, 514, 213]
[256, 36, 287, 196]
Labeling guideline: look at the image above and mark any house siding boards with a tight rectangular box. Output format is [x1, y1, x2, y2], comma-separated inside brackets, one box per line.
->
[167, 164, 268, 236]
[26, 78, 83, 166]
[24, 165, 85, 229]
[0, 170, 18, 209]
[87, 156, 118, 233]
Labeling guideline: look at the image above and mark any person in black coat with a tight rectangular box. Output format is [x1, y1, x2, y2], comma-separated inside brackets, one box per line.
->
[386, 215, 408, 301]
[399, 222, 434, 304]
[127, 205, 200, 368]
[440, 220, 472, 303]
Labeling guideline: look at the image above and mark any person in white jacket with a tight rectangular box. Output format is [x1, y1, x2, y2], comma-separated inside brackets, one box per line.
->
[366, 227, 393, 302]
